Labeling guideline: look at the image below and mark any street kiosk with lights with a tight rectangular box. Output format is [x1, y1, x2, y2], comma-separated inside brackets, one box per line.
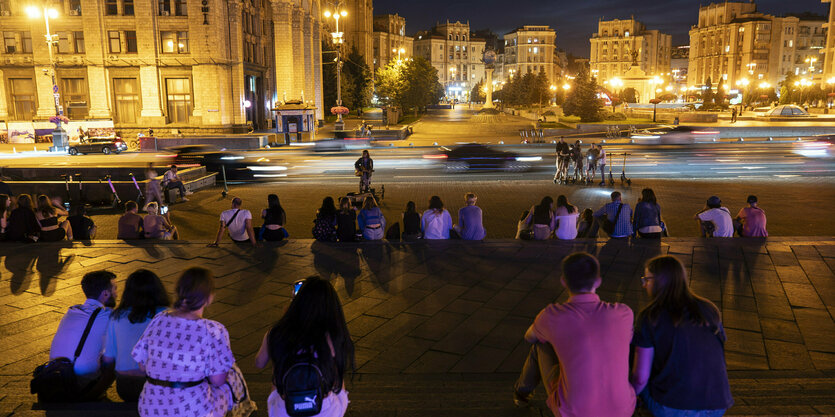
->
[272, 101, 317, 144]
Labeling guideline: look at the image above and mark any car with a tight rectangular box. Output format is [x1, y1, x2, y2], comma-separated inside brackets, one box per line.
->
[68, 137, 128, 155]
[423, 143, 541, 172]
[630, 125, 719, 144]
[162, 145, 287, 180]
[792, 134, 834, 159]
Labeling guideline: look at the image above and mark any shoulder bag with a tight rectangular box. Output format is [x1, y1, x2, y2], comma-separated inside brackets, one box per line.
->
[601, 203, 623, 235]
[30, 307, 102, 402]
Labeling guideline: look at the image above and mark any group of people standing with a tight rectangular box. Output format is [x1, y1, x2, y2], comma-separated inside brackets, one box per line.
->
[554, 138, 607, 185]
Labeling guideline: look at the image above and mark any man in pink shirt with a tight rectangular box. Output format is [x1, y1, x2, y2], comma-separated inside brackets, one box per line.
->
[513, 252, 636, 417]
[735, 195, 768, 237]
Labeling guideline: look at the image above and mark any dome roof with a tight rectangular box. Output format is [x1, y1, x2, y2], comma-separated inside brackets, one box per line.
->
[766, 105, 810, 117]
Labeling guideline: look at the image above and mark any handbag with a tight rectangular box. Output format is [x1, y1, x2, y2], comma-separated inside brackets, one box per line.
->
[225, 363, 256, 417]
[30, 307, 102, 402]
[601, 203, 623, 235]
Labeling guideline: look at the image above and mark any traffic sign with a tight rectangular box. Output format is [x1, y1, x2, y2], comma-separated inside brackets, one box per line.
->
[52, 85, 59, 93]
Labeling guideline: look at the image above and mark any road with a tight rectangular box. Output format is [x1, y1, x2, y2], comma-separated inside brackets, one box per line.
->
[1, 141, 833, 181]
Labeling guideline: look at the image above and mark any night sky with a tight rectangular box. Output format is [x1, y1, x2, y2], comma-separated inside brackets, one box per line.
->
[373, 0, 830, 56]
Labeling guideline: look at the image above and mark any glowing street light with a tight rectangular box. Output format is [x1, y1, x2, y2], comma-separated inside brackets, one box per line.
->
[805, 57, 817, 74]
[325, 3, 348, 129]
[27, 4, 66, 150]
[392, 47, 406, 61]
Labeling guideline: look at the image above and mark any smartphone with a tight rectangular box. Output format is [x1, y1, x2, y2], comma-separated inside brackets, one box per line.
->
[292, 280, 304, 296]
[160, 205, 169, 215]
[63, 202, 70, 210]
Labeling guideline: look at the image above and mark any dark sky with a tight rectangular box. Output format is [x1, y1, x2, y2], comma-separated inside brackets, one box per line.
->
[373, 0, 829, 56]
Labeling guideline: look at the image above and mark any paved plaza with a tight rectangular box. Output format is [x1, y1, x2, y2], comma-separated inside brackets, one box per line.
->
[0, 237, 834, 416]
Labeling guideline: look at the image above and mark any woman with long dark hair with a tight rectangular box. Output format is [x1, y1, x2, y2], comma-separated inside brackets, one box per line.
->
[6, 194, 43, 242]
[0, 194, 10, 240]
[259, 194, 288, 241]
[631, 256, 733, 416]
[132, 267, 251, 417]
[255, 276, 354, 417]
[633, 188, 664, 239]
[103, 269, 170, 402]
[35, 194, 73, 241]
[553, 195, 578, 240]
[421, 196, 452, 239]
[336, 197, 357, 242]
[576, 208, 595, 238]
[313, 197, 338, 241]
[402, 201, 421, 239]
[524, 196, 554, 240]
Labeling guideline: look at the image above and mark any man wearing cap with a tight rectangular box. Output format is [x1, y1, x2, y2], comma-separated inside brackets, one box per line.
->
[736, 195, 768, 237]
[694, 196, 734, 237]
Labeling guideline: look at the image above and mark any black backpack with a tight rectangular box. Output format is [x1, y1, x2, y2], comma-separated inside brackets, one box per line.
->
[281, 351, 326, 416]
[30, 307, 101, 402]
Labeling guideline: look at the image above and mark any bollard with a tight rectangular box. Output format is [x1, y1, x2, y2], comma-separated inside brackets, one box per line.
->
[601, 139, 606, 144]
[433, 142, 438, 146]
[630, 139, 635, 144]
[738, 137, 744, 142]
[578, 140, 582, 144]
[499, 140, 504, 144]
[768, 137, 773, 141]
[12, 147, 16, 153]
[712, 138, 717, 142]
[551, 140, 556, 144]
[389, 143, 394, 147]
[797, 137, 802, 141]
[409, 143, 413, 146]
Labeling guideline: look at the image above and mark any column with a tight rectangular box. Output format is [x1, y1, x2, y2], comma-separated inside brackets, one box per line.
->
[139, 66, 164, 120]
[86, 66, 111, 118]
[133, 0, 164, 123]
[291, 6, 305, 101]
[0, 69, 8, 120]
[303, 13, 314, 108]
[313, 18, 324, 120]
[272, 0, 294, 103]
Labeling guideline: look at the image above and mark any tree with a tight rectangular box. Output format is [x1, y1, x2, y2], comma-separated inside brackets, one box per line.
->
[470, 80, 485, 103]
[562, 67, 603, 122]
[530, 71, 550, 106]
[715, 78, 726, 105]
[374, 60, 407, 108]
[621, 87, 638, 103]
[374, 57, 441, 117]
[702, 77, 715, 105]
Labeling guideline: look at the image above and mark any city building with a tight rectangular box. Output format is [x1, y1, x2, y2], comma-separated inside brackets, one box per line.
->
[688, 1, 828, 90]
[372, 14, 413, 70]
[589, 18, 671, 82]
[502, 25, 561, 84]
[413, 20, 486, 100]
[339, 0, 373, 68]
[671, 45, 690, 85]
[0, 0, 325, 141]
[824, 0, 835, 83]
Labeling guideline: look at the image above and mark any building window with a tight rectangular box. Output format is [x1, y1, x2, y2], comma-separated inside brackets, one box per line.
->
[21, 31, 32, 53]
[123, 0, 134, 15]
[125, 30, 137, 52]
[108, 31, 121, 53]
[74, 31, 85, 53]
[57, 32, 71, 53]
[175, 0, 187, 16]
[9, 78, 36, 120]
[113, 78, 139, 123]
[69, 0, 81, 14]
[166, 78, 192, 123]
[158, 0, 170, 15]
[0, 0, 11, 15]
[61, 78, 88, 119]
[105, 0, 118, 15]
[161, 31, 188, 53]
[4, 31, 18, 53]
[177, 31, 188, 52]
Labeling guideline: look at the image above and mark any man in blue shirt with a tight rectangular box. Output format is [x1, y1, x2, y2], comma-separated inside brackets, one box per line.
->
[594, 191, 633, 238]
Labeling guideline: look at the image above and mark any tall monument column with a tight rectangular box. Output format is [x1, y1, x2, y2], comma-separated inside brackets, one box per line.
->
[303, 13, 315, 107]
[272, 0, 295, 103]
[482, 50, 497, 109]
[291, 7, 305, 101]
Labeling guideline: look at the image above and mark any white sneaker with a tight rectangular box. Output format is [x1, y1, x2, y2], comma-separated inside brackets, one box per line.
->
[185, 191, 194, 195]
[181, 197, 189, 202]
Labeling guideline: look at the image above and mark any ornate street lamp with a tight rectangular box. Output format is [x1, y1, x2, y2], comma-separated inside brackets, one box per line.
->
[324, 4, 348, 130]
[26, 4, 67, 151]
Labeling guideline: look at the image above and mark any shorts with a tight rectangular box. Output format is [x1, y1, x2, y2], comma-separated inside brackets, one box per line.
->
[40, 228, 66, 242]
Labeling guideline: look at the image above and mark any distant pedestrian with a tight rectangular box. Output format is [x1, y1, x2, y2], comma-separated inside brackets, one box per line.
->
[553, 137, 570, 184]
[597, 144, 608, 185]
[730, 107, 737, 123]
[695, 196, 733, 238]
[594, 191, 633, 238]
[631, 255, 733, 415]
[455, 193, 486, 240]
[144, 165, 164, 209]
[571, 141, 584, 182]
[735, 195, 767, 237]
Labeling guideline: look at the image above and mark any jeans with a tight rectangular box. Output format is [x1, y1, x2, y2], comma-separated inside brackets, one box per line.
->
[165, 180, 186, 200]
[640, 389, 726, 417]
[514, 342, 559, 398]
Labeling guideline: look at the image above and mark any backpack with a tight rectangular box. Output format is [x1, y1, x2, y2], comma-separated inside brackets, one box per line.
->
[312, 216, 337, 242]
[281, 351, 326, 417]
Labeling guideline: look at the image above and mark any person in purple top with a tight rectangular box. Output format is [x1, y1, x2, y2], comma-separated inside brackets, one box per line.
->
[455, 193, 486, 240]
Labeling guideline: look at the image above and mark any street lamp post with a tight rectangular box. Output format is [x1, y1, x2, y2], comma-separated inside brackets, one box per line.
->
[609, 77, 623, 111]
[26, 4, 66, 151]
[448, 66, 457, 105]
[324, 5, 347, 130]
[735, 77, 749, 109]
[392, 47, 405, 62]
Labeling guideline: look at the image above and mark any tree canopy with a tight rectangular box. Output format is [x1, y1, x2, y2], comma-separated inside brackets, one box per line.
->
[375, 57, 443, 115]
[562, 67, 603, 122]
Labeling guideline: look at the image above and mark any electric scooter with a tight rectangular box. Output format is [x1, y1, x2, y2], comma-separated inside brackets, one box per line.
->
[129, 172, 144, 206]
[608, 161, 615, 186]
[220, 165, 229, 197]
[100, 175, 121, 209]
[60, 174, 73, 205]
[75, 173, 86, 207]
[619, 153, 632, 186]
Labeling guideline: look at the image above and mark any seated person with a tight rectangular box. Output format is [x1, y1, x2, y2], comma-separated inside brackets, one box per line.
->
[336, 197, 357, 242]
[67, 205, 97, 240]
[162, 165, 191, 203]
[256, 194, 287, 241]
[455, 193, 486, 240]
[117, 201, 144, 239]
[513, 252, 635, 416]
[35, 195, 73, 241]
[49, 271, 117, 400]
[735, 195, 767, 237]
[358, 196, 385, 241]
[210, 197, 258, 246]
[103, 269, 170, 402]
[5, 193, 40, 242]
[402, 201, 421, 239]
[694, 196, 733, 238]
[421, 196, 453, 240]
[143, 202, 178, 240]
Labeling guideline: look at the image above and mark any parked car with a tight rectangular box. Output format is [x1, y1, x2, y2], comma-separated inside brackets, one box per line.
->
[423, 143, 541, 172]
[68, 137, 128, 155]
